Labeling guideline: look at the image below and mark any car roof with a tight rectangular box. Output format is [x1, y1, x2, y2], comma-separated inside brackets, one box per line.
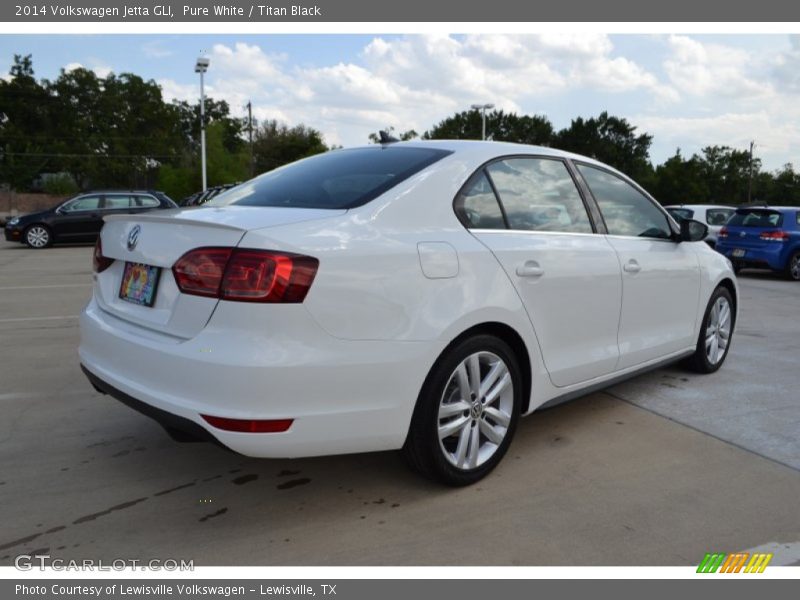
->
[664, 204, 736, 210]
[374, 139, 615, 171]
[735, 205, 799, 212]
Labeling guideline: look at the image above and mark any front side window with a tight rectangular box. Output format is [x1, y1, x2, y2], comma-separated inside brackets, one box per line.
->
[486, 158, 593, 233]
[578, 164, 672, 239]
[62, 196, 101, 212]
[209, 147, 452, 210]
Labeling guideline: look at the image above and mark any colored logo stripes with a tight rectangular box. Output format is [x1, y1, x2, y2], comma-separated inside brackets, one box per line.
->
[697, 552, 773, 573]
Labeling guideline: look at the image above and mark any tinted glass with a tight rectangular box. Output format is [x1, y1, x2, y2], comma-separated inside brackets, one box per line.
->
[104, 195, 132, 209]
[455, 172, 506, 229]
[706, 208, 734, 226]
[486, 158, 593, 233]
[578, 165, 671, 239]
[728, 210, 783, 228]
[135, 195, 160, 208]
[209, 147, 452, 210]
[63, 196, 101, 212]
[667, 208, 694, 221]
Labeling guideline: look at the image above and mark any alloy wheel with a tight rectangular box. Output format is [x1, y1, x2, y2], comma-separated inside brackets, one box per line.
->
[437, 351, 514, 470]
[705, 296, 731, 365]
[26, 226, 49, 248]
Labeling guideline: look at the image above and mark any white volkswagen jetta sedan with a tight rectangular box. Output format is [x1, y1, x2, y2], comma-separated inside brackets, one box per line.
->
[80, 141, 737, 485]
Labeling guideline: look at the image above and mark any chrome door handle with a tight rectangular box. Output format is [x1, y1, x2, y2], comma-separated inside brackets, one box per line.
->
[516, 261, 544, 278]
[623, 260, 641, 274]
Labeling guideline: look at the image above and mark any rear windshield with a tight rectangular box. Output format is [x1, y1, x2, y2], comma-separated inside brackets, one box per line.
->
[706, 208, 734, 226]
[728, 209, 784, 228]
[208, 146, 452, 210]
[667, 208, 694, 221]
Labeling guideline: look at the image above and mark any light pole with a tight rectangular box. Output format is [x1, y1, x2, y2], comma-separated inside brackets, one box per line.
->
[471, 103, 494, 140]
[195, 56, 210, 192]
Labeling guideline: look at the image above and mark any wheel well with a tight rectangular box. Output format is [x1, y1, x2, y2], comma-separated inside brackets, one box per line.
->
[717, 278, 737, 322]
[443, 322, 533, 414]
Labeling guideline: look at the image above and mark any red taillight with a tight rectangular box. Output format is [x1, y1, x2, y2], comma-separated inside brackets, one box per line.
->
[759, 230, 789, 242]
[718, 227, 729, 239]
[201, 415, 294, 433]
[172, 247, 318, 303]
[93, 238, 114, 273]
[172, 247, 232, 297]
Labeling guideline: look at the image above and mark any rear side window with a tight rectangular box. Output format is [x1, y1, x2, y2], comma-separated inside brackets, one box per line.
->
[455, 172, 506, 229]
[667, 208, 694, 221]
[486, 158, 593, 233]
[578, 164, 672, 239]
[135, 195, 160, 208]
[104, 195, 133, 209]
[706, 208, 734, 226]
[728, 210, 783, 228]
[209, 147, 452, 210]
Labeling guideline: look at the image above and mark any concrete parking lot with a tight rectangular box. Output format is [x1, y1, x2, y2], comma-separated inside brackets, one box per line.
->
[0, 241, 798, 566]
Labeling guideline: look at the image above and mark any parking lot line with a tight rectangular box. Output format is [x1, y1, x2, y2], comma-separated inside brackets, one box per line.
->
[0, 315, 78, 323]
[0, 284, 91, 291]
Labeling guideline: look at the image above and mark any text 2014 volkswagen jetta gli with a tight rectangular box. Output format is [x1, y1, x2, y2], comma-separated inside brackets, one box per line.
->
[80, 141, 737, 485]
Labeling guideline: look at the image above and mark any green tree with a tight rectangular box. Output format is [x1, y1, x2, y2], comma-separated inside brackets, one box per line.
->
[651, 150, 709, 205]
[554, 111, 653, 182]
[424, 109, 553, 145]
[367, 126, 419, 143]
[252, 119, 328, 174]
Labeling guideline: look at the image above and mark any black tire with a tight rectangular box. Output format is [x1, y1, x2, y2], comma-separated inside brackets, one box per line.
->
[785, 251, 800, 281]
[685, 286, 735, 374]
[403, 334, 522, 486]
[24, 224, 52, 249]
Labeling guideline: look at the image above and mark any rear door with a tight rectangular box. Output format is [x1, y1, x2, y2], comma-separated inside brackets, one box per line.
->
[576, 163, 700, 369]
[464, 156, 622, 387]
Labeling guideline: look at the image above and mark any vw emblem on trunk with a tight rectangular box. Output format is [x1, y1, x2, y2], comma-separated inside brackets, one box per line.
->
[127, 225, 141, 251]
[739, 231, 746, 237]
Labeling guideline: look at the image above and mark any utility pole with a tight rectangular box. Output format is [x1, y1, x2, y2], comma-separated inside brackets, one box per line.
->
[246, 101, 254, 178]
[747, 140, 754, 204]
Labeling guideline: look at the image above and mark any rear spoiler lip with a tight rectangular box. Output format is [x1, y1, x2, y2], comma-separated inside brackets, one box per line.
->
[102, 212, 245, 231]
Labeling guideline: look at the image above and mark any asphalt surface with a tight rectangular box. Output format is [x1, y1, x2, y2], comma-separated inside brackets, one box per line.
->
[0, 241, 798, 566]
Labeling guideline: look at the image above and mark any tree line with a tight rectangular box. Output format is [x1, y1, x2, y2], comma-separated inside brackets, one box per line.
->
[2, 54, 799, 206]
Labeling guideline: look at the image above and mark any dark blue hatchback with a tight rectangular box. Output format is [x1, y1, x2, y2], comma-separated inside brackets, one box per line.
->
[717, 206, 800, 280]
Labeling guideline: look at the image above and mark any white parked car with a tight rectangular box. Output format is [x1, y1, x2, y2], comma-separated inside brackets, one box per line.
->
[80, 141, 738, 485]
[665, 204, 736, 248]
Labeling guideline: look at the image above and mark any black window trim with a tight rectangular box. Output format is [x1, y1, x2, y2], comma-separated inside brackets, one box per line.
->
[572, 160, 680, 241]
[453, 154, 603, 235]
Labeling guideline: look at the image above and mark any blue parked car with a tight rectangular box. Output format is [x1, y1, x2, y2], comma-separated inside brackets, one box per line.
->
[716, 205, 800, 280]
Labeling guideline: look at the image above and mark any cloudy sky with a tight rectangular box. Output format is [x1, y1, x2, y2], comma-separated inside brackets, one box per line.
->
[3, 33, 800, 170]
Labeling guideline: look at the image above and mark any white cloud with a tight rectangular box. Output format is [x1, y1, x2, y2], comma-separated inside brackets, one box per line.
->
[62, 60, 112, 78]
[663, 35, 768, 99]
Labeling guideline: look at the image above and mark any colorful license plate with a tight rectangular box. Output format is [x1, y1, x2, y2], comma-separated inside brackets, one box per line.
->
[119, 262, 161, 307]
[732, 249, 746, 258]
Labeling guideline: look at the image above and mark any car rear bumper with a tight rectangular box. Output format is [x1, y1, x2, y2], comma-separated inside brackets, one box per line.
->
[79, 296, 437, 458]
[716, 243, 787, 271]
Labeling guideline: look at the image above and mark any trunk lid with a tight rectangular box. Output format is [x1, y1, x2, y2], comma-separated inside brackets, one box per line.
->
[95, 206, 343, 338]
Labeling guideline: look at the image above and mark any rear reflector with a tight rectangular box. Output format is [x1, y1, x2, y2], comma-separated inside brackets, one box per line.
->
[93, 238, 114, 273]
[172, 247, 318, 303]
[201, 415, 294, 433]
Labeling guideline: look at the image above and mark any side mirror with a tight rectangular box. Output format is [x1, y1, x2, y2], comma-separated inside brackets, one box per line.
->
[679, 218, 708, 242]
